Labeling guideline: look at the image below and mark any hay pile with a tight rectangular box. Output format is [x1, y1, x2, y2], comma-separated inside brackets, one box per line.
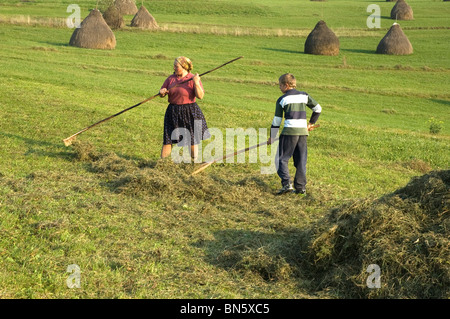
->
[69, 9, 116, 50]
[102, 5, 124, 30]
[71, 142, 449, 297]
[114, 0, 138, 15]
[71, 141, 272, 212]
[376, 23, 413, 55]
[300, 170, 449, 298]
[391, 0, 414, 20]
[130, 5, 158, 29]
[304, 20, 339, 56]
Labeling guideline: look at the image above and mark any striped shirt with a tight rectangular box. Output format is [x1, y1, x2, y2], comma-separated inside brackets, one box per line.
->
[271, 89, 322, 137]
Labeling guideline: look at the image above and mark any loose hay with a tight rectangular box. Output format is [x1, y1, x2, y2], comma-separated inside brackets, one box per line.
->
[300, 170, 449, 298]
[71, 142, 449, 297]
[71, 141, 272, 210]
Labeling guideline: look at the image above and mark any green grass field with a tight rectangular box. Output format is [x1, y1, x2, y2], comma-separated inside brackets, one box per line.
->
[0, 0, 449, 300]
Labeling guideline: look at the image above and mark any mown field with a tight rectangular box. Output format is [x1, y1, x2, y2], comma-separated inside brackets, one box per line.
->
[0, 0, 449, 300]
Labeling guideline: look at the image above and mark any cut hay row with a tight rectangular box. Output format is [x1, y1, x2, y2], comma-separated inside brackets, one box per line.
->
[69, 14, 411, 55]
[67, 0, 415, 53]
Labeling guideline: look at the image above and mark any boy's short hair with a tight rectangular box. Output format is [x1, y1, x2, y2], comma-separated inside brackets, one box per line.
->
[279, 73, 296, 88]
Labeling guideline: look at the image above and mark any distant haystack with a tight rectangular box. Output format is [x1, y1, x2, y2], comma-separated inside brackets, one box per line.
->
[391, 0, 414, 20]
[130, 5, 158, 29]
[114, 0, 138, 15]
[304, 20, 339, 56]
[103, 5, 124, 30]
[376, 23, 413, 55]
[69, 9, 116, 50]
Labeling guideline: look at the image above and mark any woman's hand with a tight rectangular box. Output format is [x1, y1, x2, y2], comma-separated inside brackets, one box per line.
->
[159, 88, 168, 97]
[193, 73, 204, 99]
[193, 73, 201, 85]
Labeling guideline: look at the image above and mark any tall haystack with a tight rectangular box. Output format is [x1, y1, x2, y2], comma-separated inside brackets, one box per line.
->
[391, 0, 414, 20]
[376, 23, 413, 55]
[69, 9, 116, 50]
[304, 20, 339, 56]
[103, 5, 124, 30]
[130, 5, 158, 29]
[114, 0, 138, 15]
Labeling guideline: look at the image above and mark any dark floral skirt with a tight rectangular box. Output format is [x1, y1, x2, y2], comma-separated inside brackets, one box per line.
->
[163, 103, 211, 146]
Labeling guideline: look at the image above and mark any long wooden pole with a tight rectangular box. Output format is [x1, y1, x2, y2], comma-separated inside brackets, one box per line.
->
[191, 137, 279, 176]
[63, 56, 244, 146]
[190, 123, 320, 176]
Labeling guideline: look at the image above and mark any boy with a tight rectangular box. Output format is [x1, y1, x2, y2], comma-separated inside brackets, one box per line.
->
[268, 73, 322, 195]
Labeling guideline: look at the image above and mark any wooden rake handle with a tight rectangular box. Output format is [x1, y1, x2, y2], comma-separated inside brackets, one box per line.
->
[62, 56, 244, 146]
[63, 94, 159, 146]
[191, 137, 279, 176]
[191, 123, 321, 176]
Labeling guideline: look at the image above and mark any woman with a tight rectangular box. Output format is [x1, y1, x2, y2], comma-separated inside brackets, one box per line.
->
[159, 56, 210, 160]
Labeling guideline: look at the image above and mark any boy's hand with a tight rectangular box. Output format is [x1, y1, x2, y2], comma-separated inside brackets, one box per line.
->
[308, 123, 318, 131]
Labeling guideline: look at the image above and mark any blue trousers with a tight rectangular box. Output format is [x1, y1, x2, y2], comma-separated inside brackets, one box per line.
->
[277, 135, 308, 191]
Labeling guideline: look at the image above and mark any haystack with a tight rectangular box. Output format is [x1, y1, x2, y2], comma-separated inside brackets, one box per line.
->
[376, 23, 413, 55]
[391, 0, 414, 20]
[114, 0, 138, 15]
[301, 170, 449, 298]
[130, 5, 158, 29]
[304, 20, 339, 56]
[69, 9, 116, 50]
[103, 5, 124, 30]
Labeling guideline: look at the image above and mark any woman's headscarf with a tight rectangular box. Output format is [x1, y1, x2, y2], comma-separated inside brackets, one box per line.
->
[175, 56, 193, 72]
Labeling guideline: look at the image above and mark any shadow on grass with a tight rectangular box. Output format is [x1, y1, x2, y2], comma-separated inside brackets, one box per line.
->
[430, 98, 450, 106]
[0, 131, 74, 160]
[262, 47, 303, 55]
[192, 228, 322, 295]
[339, 48, 376, 54]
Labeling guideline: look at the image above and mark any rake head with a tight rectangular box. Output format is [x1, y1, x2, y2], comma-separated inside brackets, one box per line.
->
[63, 136, 76, 146]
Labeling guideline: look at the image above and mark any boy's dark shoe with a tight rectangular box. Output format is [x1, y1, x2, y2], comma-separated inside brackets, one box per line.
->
[293, 189, 306, 196]
[276, 184, 294, 195]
